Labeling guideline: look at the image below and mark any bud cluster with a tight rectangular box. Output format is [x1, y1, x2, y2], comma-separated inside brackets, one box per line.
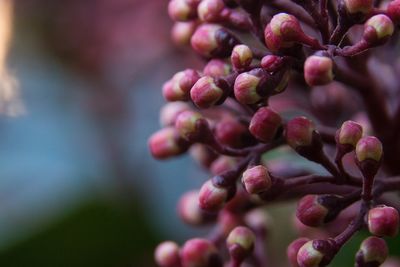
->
[149, 0, 400, 266]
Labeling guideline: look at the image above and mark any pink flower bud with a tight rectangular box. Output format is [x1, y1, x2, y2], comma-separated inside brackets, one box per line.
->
[242, 165, 272, 194]
[261, 55, 285, 72]
[215, 118, 248, 148]
[172, 21, 198, 46]
[178, 190, 214, 225]
[218, 210, 243, 236]
[233, 68, 268, 104]
[296, 195, 329, 227]
[387, 0, 400, 24]
[190, 76, 226, 108]
[181, 238, 222, 267]
[287, 238, 310, 267]
[231, 44, 253, 70]
[297, 240, 332, 267]
[160, 102, 191, 126]
[199, 179, 230, 211]
[356, 237, 388, 267]
[149, 127, 189, 159]
[175, 110, 210, 141]
[226, 226, 256, 260]
[191, 24, 238, 58]
[304, 55, 334, 87]
[210, 156, 238, 175]
[285, 117, 316, 150]
[155, 241, 181, 267]
[189, 144, 217, 168]
[368, 205, 399, 237]
[163, 69, 201, 101]
[168, 0, 199, 21]
[343, 0, 373, 15]
[336, 120, 363, 148]
[249, 107, 282, 143]
[363, 15, 394, 45]
[203, 59, 231, 77]
[355, 136, 383, 163]
[264, 13, 320, 52]
[197, 0, 225, 22]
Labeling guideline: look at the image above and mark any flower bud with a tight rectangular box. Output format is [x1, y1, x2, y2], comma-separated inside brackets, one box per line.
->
[203, 59, 231, 77]
[368, 205, 399, 237]
[181, 238, 222, 267]
[264, 13, 320, 52]
[215, 118, 248, 148]
[356, 237, 388, 267]
[178, 190, 215, 225]
[336, 120, 363, 153]
[172, 21, 198, 46]
[190, 144, 218, 168]
[343, 0, 373, 15]
[175, 110, 210, 141]
[199, 179, 231, 211]
[233, 68, 269, 104]
[163, 69, 201, 101]
[191, 24, 238, 58]
[149, 127, 189, 159]
[231, 44, 253, 70]
[226, 226, 256, 261]
[210, 156, 238, 175]
[296, 195, 329, 227]
[261, 55, 285, 72]
[363, 15, 394, 45]
[160, 102, 191, 126]
[197, 0, 225, 22]
[242, 165, 272, 194]
[287, 238, 310, 267]
[297, 240, 332, 267]
[355, 136, 383, 178]
[249, 107, 282, 143]
[285, 117, 316, 150]
[218, 210, 243, 236]
[190, 76, 226, 108]
[168, 0, 199, 21]
[304, 55, 334, 86]
[155, 241, 181, 267]
[387, 0, 400, 24]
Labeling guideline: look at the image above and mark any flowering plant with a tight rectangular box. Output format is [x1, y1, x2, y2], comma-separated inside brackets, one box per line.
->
[149, 0, 400, 266]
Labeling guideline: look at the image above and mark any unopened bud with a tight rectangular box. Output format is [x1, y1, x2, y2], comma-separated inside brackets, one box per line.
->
[304, 55, 334, 87]
[172, 21, 198, 46]
[285, 117, 316, 150]
[191, 24, 238, 58]
[149, 127, 189, 159]
[355, 136, 383, 178]
[210, 156, 238, 175]
[231, 44, 253, 70]
[356, 237, 388, 267]
[261, 55, 285, 72]
[168, 0, 199, 21]
[242, 165, 272, 194]
[226, 226, 256, 261]
[190, 76, 226, 108]
[387, 0, 400, 24]
[178, 190, 215, 225]
[297, 240, 332, 267]
[163, 69, 201, 101]
[197, 0, 225, 22]
[287, 238, 310, 267]
[368, 205, 399, 237]
[203, 59, 231, 77]
[155, 241, 181, 267]
[175, 110, 209, 141]
[181, 238, 222, 267]
[199, 179, 232, 211]
[215, 118, 249, 148]
[234, 68, 270, 104]
[249, 107, 282, 143]
[336, 120, 363, 153]
[160, 102, 191, 126]
[343, 0, 373, 15]
[363, 14, 394, 46]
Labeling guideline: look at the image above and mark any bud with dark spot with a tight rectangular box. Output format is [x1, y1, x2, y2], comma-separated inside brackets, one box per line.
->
[355, 237, 388, 267]
[190, 76, 228, 108]
[181, 238, 223, 267]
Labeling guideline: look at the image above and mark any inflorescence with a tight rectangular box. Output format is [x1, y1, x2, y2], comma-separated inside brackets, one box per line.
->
[149, 0, 400, 265]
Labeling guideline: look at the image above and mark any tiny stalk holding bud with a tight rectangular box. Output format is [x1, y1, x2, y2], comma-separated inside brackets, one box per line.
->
[149, 0, 400, 266]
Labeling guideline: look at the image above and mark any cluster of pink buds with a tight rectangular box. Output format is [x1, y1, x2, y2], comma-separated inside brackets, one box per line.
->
[149, 0, 400, 265]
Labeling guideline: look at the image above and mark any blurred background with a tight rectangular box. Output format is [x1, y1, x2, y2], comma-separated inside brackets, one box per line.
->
[0, 1, 398, 267]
